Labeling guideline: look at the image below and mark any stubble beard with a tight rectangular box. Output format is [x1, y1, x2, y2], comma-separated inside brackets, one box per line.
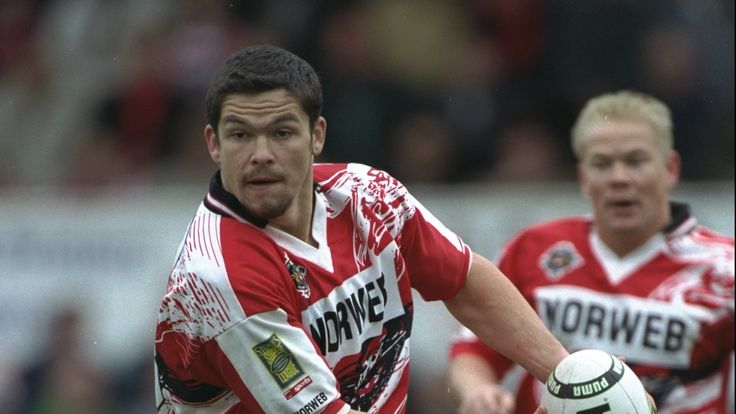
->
[244, 193, 292, 220]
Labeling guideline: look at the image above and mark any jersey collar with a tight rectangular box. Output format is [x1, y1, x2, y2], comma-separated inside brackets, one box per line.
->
[202, 170, 321, 229]
[663, 201, 697, 238]
[203, 170, 268, 228]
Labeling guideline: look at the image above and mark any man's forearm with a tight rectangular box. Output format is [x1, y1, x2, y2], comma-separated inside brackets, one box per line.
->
[444, 253, 568, 382]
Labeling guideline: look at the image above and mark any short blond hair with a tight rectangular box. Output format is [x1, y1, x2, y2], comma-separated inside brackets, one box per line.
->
[571, 90, 673, 159]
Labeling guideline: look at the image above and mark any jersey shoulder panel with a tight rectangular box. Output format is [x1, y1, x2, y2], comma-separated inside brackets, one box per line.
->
[669, 225, 734, 258]
[315, 162, 415, 239]
[157, 203, 302, 353]
[653, 225, 735, 309]
[217, 215, 303, 317]
[667, 225, 734, 279]
[156, 205, 247, 370]
[161, 206, 246, 331]
[315, 162, 408, 197]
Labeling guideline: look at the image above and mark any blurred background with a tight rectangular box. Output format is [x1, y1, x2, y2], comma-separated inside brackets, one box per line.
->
[0, 0, 733, 413]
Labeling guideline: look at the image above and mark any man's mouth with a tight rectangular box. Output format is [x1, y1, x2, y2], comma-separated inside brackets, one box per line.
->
[248, 178, 276, 184]
[245, 173, 282, 188]
[247, 178, 277, 186]
[607, 199, 637, 213]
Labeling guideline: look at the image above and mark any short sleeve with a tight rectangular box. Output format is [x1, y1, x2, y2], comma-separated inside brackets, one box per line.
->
[400, 192, 472, 301]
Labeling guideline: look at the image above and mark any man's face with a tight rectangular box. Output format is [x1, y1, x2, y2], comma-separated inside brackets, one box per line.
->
[205, 89, 325, 221]
[578, 119, 679, 239]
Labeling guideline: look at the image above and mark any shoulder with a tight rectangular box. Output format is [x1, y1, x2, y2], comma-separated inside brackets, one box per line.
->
[665, 202, 733, 253]
[314, 163, 405, 195]
[688, 226, 734, 247]
[181, 205, 293, 310]
[669, 222, 733, 253]
[314, 163, 412, 217]
[160, 236, 247, 343]
[187, 204, 283, 275]
[668, 224, 734, 275]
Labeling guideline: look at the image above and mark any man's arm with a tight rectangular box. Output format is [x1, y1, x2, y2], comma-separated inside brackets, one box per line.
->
[444, 252, 568, 383]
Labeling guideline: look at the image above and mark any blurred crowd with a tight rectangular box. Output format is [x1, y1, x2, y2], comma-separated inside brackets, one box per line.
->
[0, 0, 733, 413]
[0, 0, 733, 191]
[2, 307, 152, 414]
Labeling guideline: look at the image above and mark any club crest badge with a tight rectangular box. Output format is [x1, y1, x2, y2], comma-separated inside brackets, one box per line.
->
[284, 253, 311, 299]
[539, 241, 584, 280]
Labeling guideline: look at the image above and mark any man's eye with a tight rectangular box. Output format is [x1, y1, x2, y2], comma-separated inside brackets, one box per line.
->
[231, 131, 246, 139]
[275, 129, 292, 139]
[627, 157, 647, 167]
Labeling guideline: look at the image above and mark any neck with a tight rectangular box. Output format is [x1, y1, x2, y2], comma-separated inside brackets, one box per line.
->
[596, 202, 672, 258]
[596, 220, 667, 258]
[597, 231, 655, 258]
[269, 177, 318, 247]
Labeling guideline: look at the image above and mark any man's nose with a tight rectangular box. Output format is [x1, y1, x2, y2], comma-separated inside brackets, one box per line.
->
[608, 161, 632, 183]
[250, 135, 275, 164]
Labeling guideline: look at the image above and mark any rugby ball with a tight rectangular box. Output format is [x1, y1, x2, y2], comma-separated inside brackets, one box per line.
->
[541, 349, 652, 414]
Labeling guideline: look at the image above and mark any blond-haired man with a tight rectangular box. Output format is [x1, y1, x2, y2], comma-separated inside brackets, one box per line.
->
[448, 90, 733, 414]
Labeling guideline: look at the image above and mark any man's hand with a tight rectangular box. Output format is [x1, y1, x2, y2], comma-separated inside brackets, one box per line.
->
[456, 383, 514, 414]
[532, 406, 547, 414]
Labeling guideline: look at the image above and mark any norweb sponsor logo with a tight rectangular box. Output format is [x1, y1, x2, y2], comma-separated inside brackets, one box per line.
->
[293, 392, 328, 414]
[535, 286, 699, 366]
[309, 273, 389, 354]
[540, 297, 687, 351]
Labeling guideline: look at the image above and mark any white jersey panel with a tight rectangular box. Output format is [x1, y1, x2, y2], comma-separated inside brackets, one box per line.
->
[158, 207, 246, 343]
[301, 246, 406, 367]
[534, 285, 712, 367]
[216, 308, 342, 414]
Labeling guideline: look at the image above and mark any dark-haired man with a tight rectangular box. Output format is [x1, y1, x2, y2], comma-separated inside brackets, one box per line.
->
[154, 45, 569, 414]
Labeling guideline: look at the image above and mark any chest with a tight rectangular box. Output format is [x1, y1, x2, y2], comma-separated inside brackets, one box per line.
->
[275, 214, 413, 365]
[521, 250, 716, 367]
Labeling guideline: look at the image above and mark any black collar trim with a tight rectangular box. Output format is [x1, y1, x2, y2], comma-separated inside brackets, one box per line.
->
[663, 201, 695, 235]
[203, 171, 268, 228]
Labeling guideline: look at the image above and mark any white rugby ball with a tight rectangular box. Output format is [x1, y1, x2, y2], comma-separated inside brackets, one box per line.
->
[541, 349, 652, 414]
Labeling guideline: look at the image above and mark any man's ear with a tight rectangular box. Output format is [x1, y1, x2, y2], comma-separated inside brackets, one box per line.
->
[577, 162, 591, 199]
[311, 117, 326, 156]
[204, 124, 220, 164]
[665, 150, 681, 189]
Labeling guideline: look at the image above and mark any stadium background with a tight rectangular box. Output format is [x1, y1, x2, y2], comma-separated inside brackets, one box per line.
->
[0, 1, 733, 412]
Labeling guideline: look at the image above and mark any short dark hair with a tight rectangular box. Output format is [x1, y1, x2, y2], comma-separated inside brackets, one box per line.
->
[204, 45, 323, 132]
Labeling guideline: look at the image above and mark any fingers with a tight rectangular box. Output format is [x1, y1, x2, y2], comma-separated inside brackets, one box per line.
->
[532, 405, 547, 414]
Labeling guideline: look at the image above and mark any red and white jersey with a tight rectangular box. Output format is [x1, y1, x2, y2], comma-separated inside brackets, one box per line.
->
[155, 163, 472, 414]
[450, 203, 734, 414]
